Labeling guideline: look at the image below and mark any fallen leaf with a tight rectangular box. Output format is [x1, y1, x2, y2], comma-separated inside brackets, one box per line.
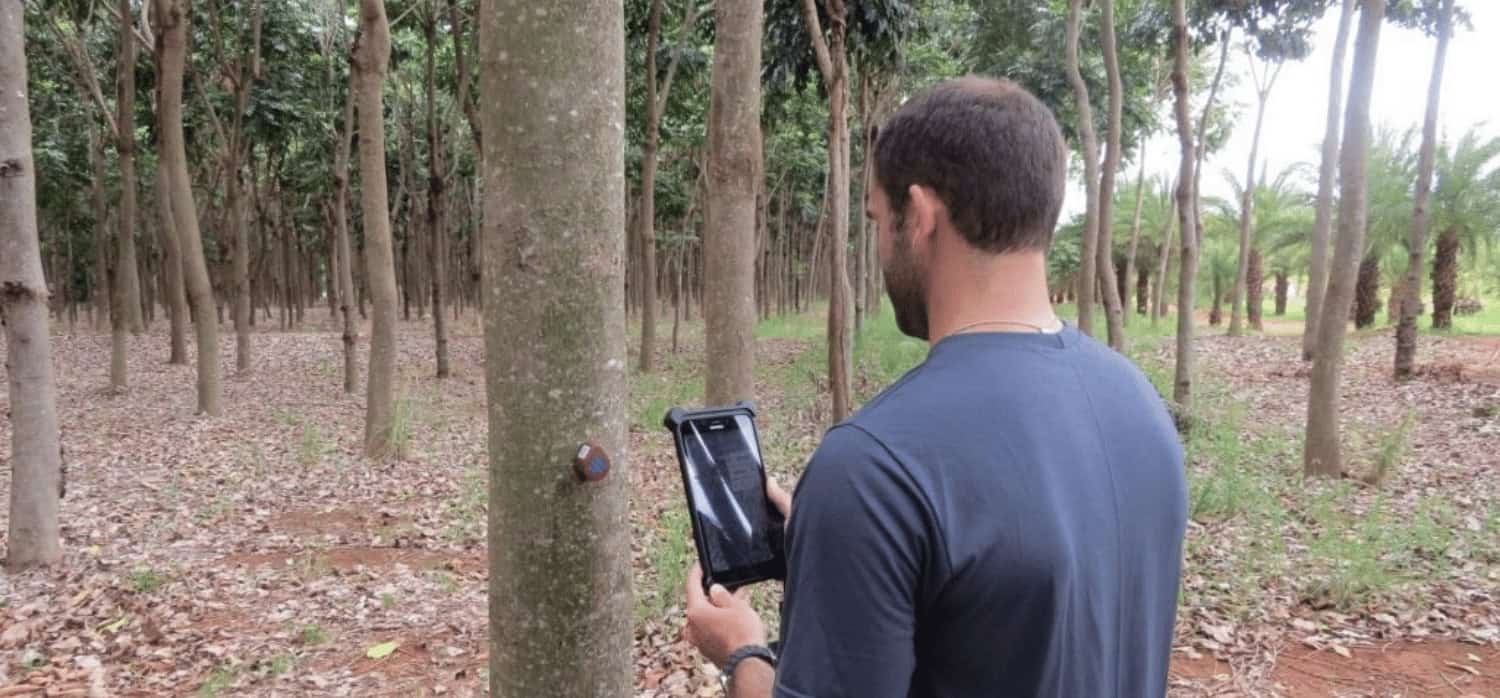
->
[1331, 644, 1351, 659]
[366, 640, 400, 660]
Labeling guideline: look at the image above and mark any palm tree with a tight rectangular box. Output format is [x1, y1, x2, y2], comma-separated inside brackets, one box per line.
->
[1430, 128, 1500, 328]
[1355, 127, 1418, 329]
[1215, 165, 1315, 330]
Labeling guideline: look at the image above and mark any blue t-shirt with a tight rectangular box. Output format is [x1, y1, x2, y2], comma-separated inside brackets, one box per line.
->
[775, 326, 1187, 698]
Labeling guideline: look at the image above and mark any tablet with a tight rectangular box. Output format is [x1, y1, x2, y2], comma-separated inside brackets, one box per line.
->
[664, 403, 787, 593]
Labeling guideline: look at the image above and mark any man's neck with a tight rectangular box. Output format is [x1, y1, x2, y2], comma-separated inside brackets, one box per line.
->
[924, 249, 1058, 348]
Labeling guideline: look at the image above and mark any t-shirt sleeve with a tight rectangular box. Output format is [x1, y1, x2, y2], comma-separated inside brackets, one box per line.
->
[774, 425, 931, 698]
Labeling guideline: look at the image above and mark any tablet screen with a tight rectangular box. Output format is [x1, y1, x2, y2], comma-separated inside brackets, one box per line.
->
[680, 414, 779, 575]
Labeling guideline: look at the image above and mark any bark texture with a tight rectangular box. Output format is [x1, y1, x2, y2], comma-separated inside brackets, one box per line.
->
[1354, 254, 1379, 329]
[481, 1, 632, 694]
[1096, 0, 1125, 349]
[1170, 0, 1199, 410]
[704, 0, 763, 405]
[1431, 227, 1457, 328]
[333, 43, 359, 393]
[1306, 0, 1385, 478]
[1, 3, 64, 569]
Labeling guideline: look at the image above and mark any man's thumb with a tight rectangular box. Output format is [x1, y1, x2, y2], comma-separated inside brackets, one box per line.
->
[709, 584, 736, 606]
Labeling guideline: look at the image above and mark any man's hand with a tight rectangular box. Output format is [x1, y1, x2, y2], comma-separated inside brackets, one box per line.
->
[683, 565, 767, 668]
[766, 475, 791, 520]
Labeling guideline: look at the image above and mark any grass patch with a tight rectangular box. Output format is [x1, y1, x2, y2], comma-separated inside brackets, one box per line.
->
[197, 665, 237, 697]
[129, 566, 167, 594]
[639, 506, 695, 620]
[300, 624, 329, 647]
[299, 422, 331, 467]
[630, 369, 703, 433]
[389, 392, 417, 459]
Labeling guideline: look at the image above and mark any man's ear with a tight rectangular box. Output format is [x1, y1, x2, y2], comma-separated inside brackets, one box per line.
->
[905, 184, 940, 248]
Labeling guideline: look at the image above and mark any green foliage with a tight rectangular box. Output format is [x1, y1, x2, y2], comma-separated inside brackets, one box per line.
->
[196, 665, 238, 697]
[129, 566, 167, 594]
[640, 506, 695, 619]
[300, 624, 329, 647]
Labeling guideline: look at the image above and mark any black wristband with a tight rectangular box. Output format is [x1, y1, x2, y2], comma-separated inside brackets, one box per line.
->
[720, 644, 777, 693]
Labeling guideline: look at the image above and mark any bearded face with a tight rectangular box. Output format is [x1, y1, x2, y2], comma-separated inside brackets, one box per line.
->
[881, 207, 930, 342]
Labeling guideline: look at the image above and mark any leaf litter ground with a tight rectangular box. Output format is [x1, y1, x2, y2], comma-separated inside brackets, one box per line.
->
[0, 314, 1495, 697]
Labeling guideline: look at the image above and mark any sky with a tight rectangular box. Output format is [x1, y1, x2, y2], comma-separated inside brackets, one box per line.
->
[1062, 1, 1500, 219]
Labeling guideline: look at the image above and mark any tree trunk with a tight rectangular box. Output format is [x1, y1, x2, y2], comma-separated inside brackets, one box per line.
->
[115, 0, 144, 336]
[1274, 270, 1288, 315]
[1431, 226, 1457, 328]
[1065, 0, 1101, 337]
[1193, 36, 1231, 251]
[1135, 265, 1149, 316]
[156, 150, 189, 364]
[333, 43, 359, 393]
[158, 0, 221, 415]
[1094, 0, 1126, 349]
[1305, 0, 1358, 361]
[1353, 253, 1379, 329]
[703, 0, 763, 404]
[1124, 152, 1147, 322]
[1306, 0, 1385, 479]
[1, 7, 64, 569]
[801, 0, 853, 423]
[1247, 246, 1263, 330]
[853, 72, 869, 333]
[1170, 0, 1199, 409]
[1152, 191, 1176, 322]
[227, 0, 262, 374]
[1396, 0, 1453, 379]
[1232, 61, 1277, 337]
[90, 127, 128, 391]
[481, 1, 632, 693]
[354, 0, 398, 457]
[425, 9, 450, 379]
[1209, 273, 1223, 326]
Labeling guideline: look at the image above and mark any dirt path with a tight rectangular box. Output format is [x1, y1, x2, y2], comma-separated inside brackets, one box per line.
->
[1, 318, 1496, 696]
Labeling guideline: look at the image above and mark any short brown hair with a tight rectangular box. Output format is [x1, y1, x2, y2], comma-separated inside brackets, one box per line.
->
[873, 77, 1067, 253]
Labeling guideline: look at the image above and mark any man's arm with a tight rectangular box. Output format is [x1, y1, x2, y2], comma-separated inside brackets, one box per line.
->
[729, 658, 774, 698]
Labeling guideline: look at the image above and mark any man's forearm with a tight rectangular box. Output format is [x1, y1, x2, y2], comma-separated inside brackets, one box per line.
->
[728, 658, 775, 698]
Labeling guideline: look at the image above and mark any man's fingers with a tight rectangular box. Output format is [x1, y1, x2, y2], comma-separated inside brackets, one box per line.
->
[684, 564, 706, 607]
[766, 476, 792, 519]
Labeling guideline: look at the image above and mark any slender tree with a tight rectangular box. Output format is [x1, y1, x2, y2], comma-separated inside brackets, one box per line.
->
[1096, 0, 1125, 349]
[638, 0, 699, 373]
[1064, 0, 1100, 337]
[1229, 50, 1282, 336]
[1395, 0, 1455, 379]
[481, 0, 632, 693]
[424, 3, 449, 379]
[1170, 0, 1198, 410]
[1304, 0, 1357, 360]
[1, 3, 63, 570]
[354, 0, 398, 456]
[158, 0, 222, 416]
[705, 0, 764, 404]
[333, 33, 360, 393]
[115, 0, 143, 353]
[1306, 0, 1385, 478]
[800, 0, 854, 423]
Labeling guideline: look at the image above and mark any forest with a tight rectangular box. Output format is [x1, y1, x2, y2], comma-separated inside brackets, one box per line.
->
[1, 0, 1498, 695]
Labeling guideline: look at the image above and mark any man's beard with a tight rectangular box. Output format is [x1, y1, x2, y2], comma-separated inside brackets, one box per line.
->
[883, 215, 929, 341]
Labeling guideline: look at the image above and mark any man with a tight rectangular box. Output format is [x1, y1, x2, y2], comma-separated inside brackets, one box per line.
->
[684, 76, 1188, 697]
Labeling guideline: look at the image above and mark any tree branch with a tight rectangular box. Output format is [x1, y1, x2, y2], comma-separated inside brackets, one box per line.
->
[98, 0, 154, 54]
[800, 0, 835, 85]
[46, 14, 121, 137]
[655, 0, 706, 117]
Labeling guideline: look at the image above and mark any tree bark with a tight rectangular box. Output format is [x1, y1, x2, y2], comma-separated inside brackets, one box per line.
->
[481, 0, 632, 694]
[1305, 0, 1357, 360]
[156, 149, 189, 364]
[703, 0, 763, 404]
[1353, 253, 1379, 329]
[1065, 0, 1101, 337]
[853, 72, 870, 333]
[354, 0, 398, 456]
[1095, 0, 1126, 349]
[425, 7, 450, 379]
[1231, 55, 1278, 337]
[1247, 246, 1263, 330]
[1274, 270, 1289, 316]
[1395, 0, 1454, 380]
[1306, 0, 1385, 479]
[225, 0, 262, 374]
[1, 5, 64, 569]
[158, 0, 221, 416]
[1170, 0, 1199, 410]
[801, 0, 853, 423]
[1431, 226, 1457, 328]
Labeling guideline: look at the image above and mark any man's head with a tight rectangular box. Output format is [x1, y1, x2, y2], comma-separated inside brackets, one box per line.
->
[867, 76, 1067, 340]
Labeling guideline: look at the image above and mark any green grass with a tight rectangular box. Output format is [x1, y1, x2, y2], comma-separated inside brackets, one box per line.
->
[299, 624, 329, 647]
[639, 506, 695, 620]
[1436, 298, 1500, 335]
[129, 566, 167, 594]
[197, 665, 237, 697]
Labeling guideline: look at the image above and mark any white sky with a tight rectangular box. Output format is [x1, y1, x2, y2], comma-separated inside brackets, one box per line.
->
[1063, 2, 1500, 218]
